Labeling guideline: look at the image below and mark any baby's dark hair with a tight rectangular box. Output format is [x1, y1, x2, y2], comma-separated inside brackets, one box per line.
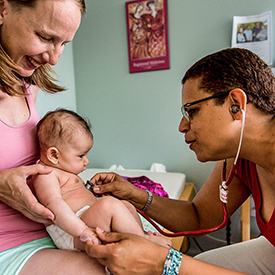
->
[37, 108, 93, 152]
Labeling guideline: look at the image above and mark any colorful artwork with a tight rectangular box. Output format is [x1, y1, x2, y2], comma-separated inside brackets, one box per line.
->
[126, 0, 170, 73]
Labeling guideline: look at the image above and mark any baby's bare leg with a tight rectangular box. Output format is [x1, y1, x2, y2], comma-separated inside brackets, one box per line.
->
[81, 196, 142, 234]
[81, 196, 171, 248]
[121, 200, 143, 228]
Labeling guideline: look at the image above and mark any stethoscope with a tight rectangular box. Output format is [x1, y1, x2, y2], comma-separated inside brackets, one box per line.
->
[85, 108, 246, 237]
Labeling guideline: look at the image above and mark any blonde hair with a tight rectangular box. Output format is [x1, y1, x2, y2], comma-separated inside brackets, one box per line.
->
[1, 0, 87, 96]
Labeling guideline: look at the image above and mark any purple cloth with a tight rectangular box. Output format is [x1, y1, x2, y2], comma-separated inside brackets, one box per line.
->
[121, 175, 169, 198]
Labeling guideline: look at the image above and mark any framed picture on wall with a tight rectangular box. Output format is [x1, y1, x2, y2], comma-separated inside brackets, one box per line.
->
[126, 0, 170, 73]
[231, 11, 272, 65]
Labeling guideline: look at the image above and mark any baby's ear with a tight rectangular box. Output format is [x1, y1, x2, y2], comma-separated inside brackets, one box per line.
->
[47, 147, 59, 165]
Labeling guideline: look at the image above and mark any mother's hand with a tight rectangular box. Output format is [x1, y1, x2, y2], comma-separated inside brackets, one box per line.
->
[0, 164, 54, 223]
[85, 228, 168, 275]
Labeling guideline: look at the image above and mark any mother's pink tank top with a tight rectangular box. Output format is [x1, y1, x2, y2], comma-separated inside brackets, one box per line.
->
[0, 86, 48, 252]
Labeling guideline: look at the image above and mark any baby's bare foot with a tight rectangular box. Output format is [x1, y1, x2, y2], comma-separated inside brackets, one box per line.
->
[80, 228, 101, 245]
[146, 230, 161, 236]
[145, 232, 172, 248]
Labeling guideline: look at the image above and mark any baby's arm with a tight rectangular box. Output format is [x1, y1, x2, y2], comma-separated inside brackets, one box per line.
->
[32, 172, 96, 243]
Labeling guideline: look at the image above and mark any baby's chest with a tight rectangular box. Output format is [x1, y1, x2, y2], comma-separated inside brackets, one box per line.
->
[61, 177, 97, 210]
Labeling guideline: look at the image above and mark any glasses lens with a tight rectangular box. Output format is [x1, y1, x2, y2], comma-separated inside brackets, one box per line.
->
[181, 106, 189, 122]
[180, 90, 232, 123]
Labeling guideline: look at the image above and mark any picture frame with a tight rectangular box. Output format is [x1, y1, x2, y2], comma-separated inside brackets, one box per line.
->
[231, 11, 272, 65]
[126, 0, 170, 73]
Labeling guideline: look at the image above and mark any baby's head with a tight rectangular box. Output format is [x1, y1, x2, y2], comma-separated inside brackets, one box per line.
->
[37, 108, 94, 175]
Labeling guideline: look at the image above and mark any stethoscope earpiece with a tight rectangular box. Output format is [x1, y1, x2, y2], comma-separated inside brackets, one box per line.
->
[231, 105, 240, 114]
[139, 101, 247, 237]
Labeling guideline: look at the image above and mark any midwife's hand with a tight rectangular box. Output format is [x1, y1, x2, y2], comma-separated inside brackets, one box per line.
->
[90, 172, 142, 202]
[85, 228, 169, 275]
[0, 164, 54, 223]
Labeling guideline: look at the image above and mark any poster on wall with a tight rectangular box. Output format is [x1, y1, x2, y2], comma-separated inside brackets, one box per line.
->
[231, 11, 272, 65]
[126, 0, 170, 73]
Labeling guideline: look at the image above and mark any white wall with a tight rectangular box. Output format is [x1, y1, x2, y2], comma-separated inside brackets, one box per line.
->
[73, 0, 275, 188]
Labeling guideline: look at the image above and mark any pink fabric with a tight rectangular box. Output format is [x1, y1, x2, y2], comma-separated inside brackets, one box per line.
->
[0, 86, 48, 252]
[236, 159, 275, 247]
[122, 175, 169, 198]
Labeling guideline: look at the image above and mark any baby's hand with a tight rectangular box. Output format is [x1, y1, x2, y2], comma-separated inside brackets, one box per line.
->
[80, 227, 101, 245]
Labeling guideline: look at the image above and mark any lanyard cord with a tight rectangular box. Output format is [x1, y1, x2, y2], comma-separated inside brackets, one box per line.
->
[135, 109, 246, 237]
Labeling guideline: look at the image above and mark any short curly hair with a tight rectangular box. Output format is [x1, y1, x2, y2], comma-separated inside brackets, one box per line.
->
[182, 48, 275, 115]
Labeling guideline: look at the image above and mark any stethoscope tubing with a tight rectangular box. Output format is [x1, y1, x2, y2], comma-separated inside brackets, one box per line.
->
[134, 109, 246, 237]
[136, 202, 228, 237]
[86, 109, 246, 238]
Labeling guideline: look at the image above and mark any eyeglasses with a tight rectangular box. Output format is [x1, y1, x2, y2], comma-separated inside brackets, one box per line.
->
[181, 90, 231, 122]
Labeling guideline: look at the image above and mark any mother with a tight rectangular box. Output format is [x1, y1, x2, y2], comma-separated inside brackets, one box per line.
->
[0, 0, 104, 274]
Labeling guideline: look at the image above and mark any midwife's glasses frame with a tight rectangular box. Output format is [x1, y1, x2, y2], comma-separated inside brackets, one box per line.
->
[181, 90, 231, 122]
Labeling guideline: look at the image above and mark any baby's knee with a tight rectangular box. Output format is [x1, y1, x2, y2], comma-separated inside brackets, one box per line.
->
[121, 200, 136, 213]
[97, 196, 123, 211]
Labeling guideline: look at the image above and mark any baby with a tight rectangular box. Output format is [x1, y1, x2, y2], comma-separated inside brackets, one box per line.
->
[32, 109, 171, 251]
